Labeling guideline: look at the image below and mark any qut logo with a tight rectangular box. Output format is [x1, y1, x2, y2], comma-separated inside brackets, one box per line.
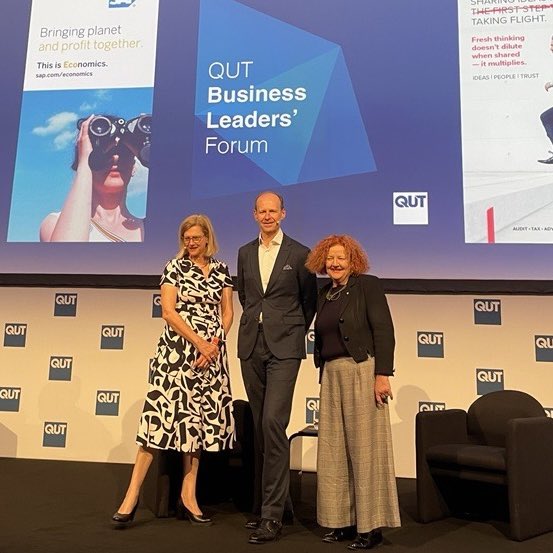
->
[43, 422, 68, 448]
[306, 329, 315, 355]
[54, 293, 78, 317]
[476, 368, 504, 395]
[101, 325, 125, 349]
[393, 192, 428, 225]
[96, 390, 121, 416]
[49, 356, 73, 381]
[0, 387, 21, 412]
[152, 294, 162, 318]
[417, 332, 444, 358]
[473, 299, 501, 325]
[535, 335, 553, 362]
[419, 401, 446, 412]
[305, 397, 319, 425]
[3, 323, 27, 347]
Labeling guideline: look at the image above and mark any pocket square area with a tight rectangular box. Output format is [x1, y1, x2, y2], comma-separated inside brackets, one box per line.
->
[283, 264, 293, 270]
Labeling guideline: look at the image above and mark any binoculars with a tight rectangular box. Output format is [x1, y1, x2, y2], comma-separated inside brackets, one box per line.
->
[77, 114, 152, 170]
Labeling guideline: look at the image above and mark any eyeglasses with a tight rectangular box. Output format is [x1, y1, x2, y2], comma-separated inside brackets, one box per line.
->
[182, 235, 205, 244]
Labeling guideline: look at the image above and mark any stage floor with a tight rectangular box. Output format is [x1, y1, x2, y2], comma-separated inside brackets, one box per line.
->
[2, 458, 553, 553]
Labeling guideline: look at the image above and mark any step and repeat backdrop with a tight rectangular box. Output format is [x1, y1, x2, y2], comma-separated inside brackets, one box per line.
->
[2, 0, 553, 478]
[1, 288, 553, 477]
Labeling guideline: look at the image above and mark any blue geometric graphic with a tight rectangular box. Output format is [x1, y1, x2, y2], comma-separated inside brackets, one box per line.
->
[192, 0, 376, 198]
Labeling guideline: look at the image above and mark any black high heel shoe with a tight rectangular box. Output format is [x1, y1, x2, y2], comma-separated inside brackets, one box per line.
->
[112, 502, 138, 527]
[176, 498, 212, 525]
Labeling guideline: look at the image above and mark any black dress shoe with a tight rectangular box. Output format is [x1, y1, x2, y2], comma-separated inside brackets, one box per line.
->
[248, 518, 282, 544]
[176, 498, 213, 526]
[245, 517, 260, 529]
[245, 510, 293, 529]
[322, 526, 356, 543]
[347, 530, 383, 550]
[112, 502, 138, 527]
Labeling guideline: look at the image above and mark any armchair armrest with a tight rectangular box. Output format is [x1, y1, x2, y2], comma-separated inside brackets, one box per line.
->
[507, 417, 553, 540]
[416, 409, 468, 452]
[415, 409, 468, 523]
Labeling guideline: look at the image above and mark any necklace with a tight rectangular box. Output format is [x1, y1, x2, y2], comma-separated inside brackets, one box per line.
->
[326, 284, 346, 301]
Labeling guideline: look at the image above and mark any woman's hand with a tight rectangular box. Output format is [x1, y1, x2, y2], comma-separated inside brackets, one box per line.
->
[76, 115, 94, 171]
[374, 375, 393, 406]
[195, 337, 220, 369]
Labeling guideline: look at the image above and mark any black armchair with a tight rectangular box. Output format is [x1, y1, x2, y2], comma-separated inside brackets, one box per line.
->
[416, 390, 553, 541]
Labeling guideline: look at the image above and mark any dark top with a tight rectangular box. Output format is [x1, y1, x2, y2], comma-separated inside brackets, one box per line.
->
[313, 274, 395, 375]
[315, 289, 349, 362]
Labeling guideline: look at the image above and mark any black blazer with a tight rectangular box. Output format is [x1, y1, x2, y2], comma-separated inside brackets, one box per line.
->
[237, 233, 317, 360]
[313, 274, 395, 375]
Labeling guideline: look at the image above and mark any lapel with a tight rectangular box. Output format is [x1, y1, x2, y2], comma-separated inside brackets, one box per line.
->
[339, 275, 358, 316]
[248, 239, 263, 296]
[265, 234, 292, 295]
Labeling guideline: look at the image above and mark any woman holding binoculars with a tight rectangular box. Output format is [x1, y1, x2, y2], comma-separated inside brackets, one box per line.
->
[39, 114, 145, 242]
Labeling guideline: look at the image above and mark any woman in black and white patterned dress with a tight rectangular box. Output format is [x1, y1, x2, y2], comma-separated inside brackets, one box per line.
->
[112, 214, 234, 526]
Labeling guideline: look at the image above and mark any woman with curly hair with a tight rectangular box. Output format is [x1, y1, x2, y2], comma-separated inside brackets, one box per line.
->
[305, 235, 400, 550]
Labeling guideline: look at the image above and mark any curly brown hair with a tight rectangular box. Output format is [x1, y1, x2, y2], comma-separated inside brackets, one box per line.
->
[305, 234, 369, 275]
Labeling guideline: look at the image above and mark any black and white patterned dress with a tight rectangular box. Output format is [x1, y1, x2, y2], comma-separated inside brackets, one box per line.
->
[136, 257, 234, 452]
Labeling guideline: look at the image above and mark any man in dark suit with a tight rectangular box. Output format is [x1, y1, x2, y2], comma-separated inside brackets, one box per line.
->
[237, 191, 317, 544]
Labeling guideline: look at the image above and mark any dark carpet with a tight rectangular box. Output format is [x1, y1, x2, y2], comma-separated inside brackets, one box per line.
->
[1, 458, 552, 553]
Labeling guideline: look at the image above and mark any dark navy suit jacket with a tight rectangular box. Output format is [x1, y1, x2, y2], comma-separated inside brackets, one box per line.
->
[237, 233, 317, 360]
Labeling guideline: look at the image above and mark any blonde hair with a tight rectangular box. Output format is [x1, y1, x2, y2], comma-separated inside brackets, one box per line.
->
[176, 214, 219, 259]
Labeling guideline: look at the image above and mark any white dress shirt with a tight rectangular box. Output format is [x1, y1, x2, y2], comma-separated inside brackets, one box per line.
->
[258, 228, 283, 293]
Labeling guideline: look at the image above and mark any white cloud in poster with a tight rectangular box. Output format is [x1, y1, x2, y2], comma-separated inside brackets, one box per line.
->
[79, 102, 97, 112]
[32, 112, 78, 136]
[53, 130, 77, 151]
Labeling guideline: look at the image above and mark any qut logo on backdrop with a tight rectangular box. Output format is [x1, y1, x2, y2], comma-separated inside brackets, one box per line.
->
[417, 332, 444, 358]
[305, 397, 319, 425]
[43, 422, 67, 448]
[535, 335, 553, 362]
[100, 325, 125, 349]
[49, 356, 73, 381]
[545, 408, 553, 418]
[3, 323, 27, 347]
[306, 329, 315, 355]
[95, 390, 121, 416]
[54, 293, 78, 317]
[393, 192, 428, 225]
[476, 368, 504, 395]
[419, 401, 446, 412]
[0, 387, 21, 412]
[473, 299, 501, 325]
[152, 294, 162, 318]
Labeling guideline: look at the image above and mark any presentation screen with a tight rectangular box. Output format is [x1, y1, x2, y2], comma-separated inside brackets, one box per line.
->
[1, 0, 553, 281]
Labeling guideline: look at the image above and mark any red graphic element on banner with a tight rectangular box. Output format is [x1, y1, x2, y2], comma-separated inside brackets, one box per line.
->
[487, 207, 495, 244]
